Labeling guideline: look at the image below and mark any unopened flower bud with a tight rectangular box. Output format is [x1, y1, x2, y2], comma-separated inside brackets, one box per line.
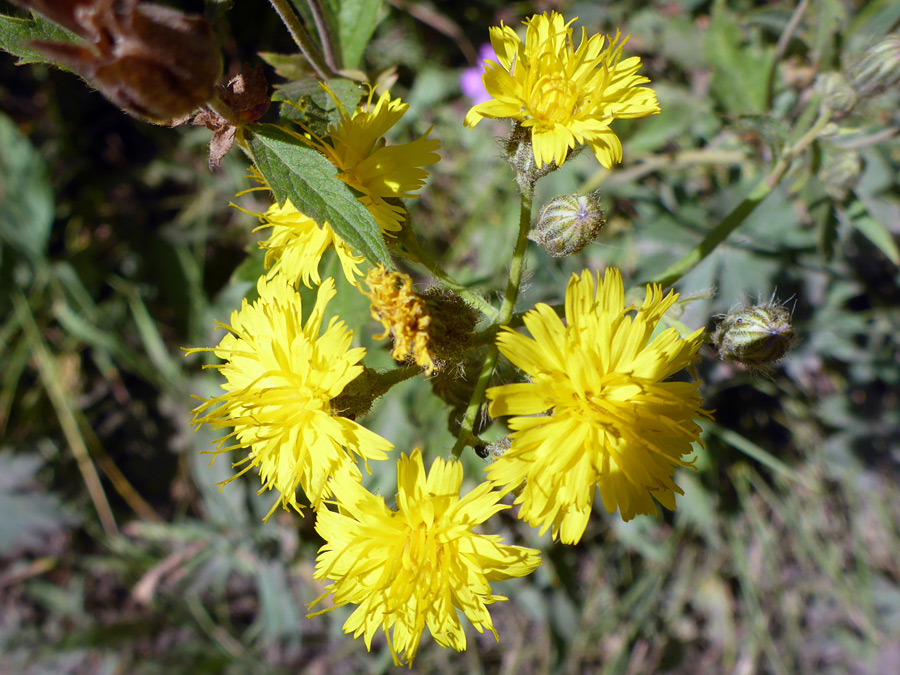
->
[17, 0, 222, 124]
[815, 72, 858, 114]
[820, 150, 862, 200]
[846, 34, 900, 100]
[530, 192, 606, 257]
[713, 297, 798, 375]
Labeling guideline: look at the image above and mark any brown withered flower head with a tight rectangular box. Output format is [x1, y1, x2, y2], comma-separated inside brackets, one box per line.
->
[12, 0, 222, 124]
[193, 63, 270, 169]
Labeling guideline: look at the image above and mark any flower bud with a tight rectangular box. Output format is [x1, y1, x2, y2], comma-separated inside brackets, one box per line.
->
[820, 150, 862, 201]
[529, 192, 606, 257]
[17, 0, 222, 124]
[846, 34, 900, 100]
[713, 297, 798, 375]
[814, 72, 858, 114]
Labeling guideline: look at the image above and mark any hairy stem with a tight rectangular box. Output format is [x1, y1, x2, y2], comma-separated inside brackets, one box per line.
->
[451, 174, 535, 458]
[304, 0, 339, 71]
[268, 0, 335, 80]
[645, 105, 834, 288]
[402, 236, 498, 319]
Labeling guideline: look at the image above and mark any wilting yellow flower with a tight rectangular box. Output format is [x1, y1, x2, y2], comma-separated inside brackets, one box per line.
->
[189, 274, 392, 518]
[362, 264, 436, 373]
[486, 268, 709, 543]
[256, 199, 365, 287]
[465, 12, 660, 168]
[309, 449, 541, 666]
[308, 85, 441, 235]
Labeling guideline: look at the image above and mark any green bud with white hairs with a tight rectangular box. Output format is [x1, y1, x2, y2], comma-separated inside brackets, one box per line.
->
[846, 34, 900, 100]
[529, 192, 606, 257]
[713, 297, 798, 375]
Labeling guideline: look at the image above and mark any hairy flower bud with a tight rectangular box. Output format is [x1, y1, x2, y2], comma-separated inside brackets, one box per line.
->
[814, 72, 858, 114]
[846, 34, 900, 100]
[529, 192, 606, 257]
[820, 150, 862, 201]
[15, 0, 222, 124]
[713, 297, 798, 374]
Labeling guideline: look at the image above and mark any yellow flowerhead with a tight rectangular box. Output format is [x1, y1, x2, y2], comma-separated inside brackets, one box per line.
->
[465, 12, 660, 168]
[362, 264, 437, 374]
[309, 86, 441, 235]
[309, 449, 541, 666]
[256, 199, 365, 288]
[189, 274, 392, 518]
[486, 268, 709, 543]
[234, 168, 364, 288]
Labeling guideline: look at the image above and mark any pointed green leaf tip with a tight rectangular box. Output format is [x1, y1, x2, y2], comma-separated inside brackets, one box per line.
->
[247, 124, 392, 269]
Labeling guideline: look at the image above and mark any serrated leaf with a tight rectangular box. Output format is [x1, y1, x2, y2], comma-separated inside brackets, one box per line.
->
[0, 112, 54, 258]
[337, 0, 384, 69]
[271, 77, 362, 130]
[246, 124, 391, 268]
[0, 12, 80, 67]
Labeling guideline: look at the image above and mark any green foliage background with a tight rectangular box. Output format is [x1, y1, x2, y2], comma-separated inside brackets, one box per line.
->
[2, 0, 900, 672]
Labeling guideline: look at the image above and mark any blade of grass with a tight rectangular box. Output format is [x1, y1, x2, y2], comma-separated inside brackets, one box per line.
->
[706, 420, 810, 488]
[13, 293, 118, 537]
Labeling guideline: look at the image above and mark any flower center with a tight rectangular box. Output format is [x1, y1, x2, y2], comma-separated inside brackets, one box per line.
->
[530, 75, 579, 123]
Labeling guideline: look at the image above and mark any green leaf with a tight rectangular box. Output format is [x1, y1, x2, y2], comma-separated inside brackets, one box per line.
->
[336, 0, 384, 70]
[704, 0, 775, 114]
[841, 201, 900, 267]
[0, 450, 75, 556]
[0, 112, 54, 258]
[0, 12, 80, 67]
[246, 124, 391, 268]
[271, 77, 362, 130]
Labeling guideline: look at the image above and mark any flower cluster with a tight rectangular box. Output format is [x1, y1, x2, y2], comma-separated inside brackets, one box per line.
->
[189, 9, 716, 667]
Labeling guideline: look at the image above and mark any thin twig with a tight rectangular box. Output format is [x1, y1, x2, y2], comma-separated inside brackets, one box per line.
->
[386, 0, 478, 65]
[765, 0, 811, 108]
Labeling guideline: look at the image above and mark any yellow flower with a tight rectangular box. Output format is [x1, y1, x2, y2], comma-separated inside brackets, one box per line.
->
[361, 264, 437, 374]
[486, 268, 709, 543]
[233, 168, 365, 288]
[256, 199, 365, 288]
[308, 85, 441, 235]
[309, 449, 541, 666]
[465, 12, 660, 169]
[189, 274, 392, 518]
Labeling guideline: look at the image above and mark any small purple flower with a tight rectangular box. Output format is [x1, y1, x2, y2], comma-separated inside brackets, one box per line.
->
[460, 43, 495, 104]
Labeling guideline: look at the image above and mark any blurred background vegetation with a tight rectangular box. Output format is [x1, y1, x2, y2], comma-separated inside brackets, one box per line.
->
[2, 0, 900, 672]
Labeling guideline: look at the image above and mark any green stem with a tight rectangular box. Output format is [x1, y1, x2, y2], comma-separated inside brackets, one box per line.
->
[451, 175, 535, 458]
[304, 0, 339, 71]
[268, 0, 335, 80]
[403, 236, 498, 319]
[644, 106, 834, 288]
[764, 0, 810, 109]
